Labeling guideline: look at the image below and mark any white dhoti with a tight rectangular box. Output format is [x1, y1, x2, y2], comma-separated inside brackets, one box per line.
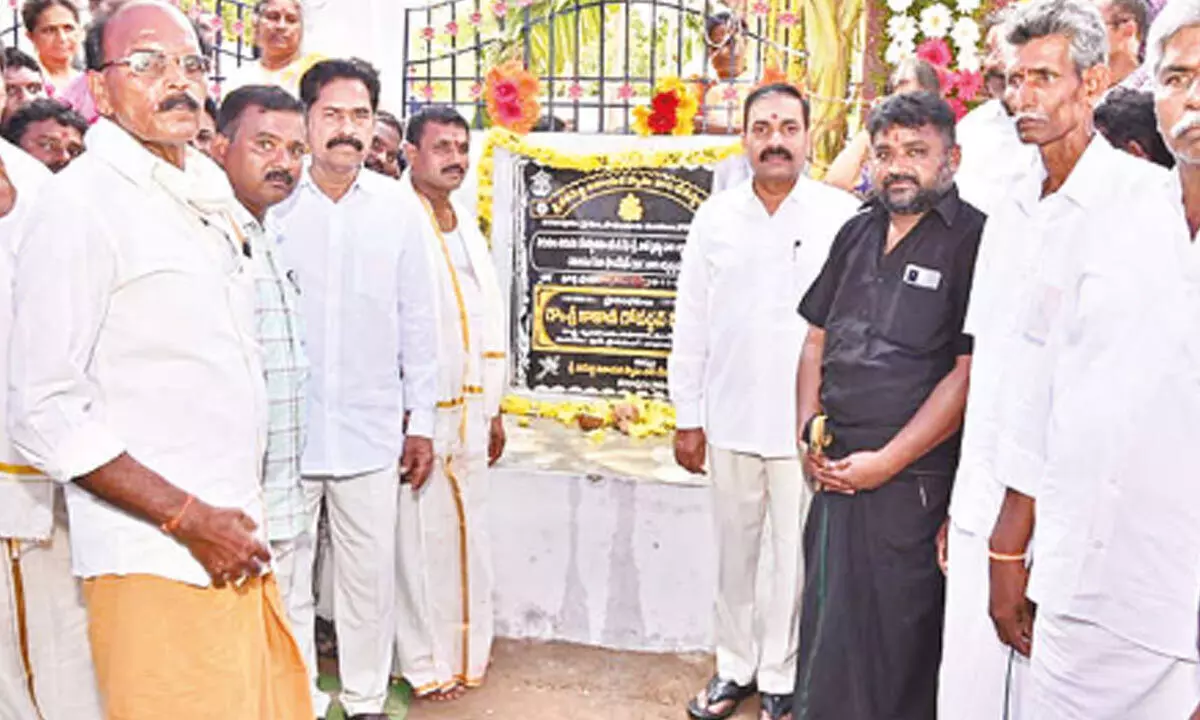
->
[709, 445, 809, 695]
[0, 510, 102, 720]
[395, 397, 494, 694]
[938, 519, 1031, 719]
[394, 176, 507, 695]
[290, 468, 400, 718]
[1031, 611, 1200, 720]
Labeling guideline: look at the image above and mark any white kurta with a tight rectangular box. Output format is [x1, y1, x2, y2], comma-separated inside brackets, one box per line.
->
[394, 177, 506, 694]
[992, 139, 1200, 716]
[0, 139, 101, 720]
[939, 153, 1046, 720]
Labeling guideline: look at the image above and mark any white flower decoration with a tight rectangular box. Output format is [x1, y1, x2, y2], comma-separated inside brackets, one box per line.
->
[957, 0, 982, 12]
[919, 4, 954, 38]
[887, 15, 920, 42]
[885, 38, 917, 65]
[956, 49, 981, 72]
[950, 16, 981, 48]
[887, 0, 914, 13]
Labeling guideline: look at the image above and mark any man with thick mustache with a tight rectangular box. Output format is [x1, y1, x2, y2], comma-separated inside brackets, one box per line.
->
[982, 0, 1193, 716]
[269, 58, 438, 720]
[792, 91, 982, 720]
[392, 104, 508, 703]
[670, 83, 858, 720]
[210, 82, 313, 665]
[6, 2, 312, 718]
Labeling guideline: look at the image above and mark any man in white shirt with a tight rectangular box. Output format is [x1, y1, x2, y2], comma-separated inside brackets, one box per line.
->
[7, 3, 312, 719]
[0, 93, 102, 720]
[670, 83, 858, 720]
[986, 1, 1197, 717]
[222, 0, 324, 99]
[1147, 6, 1200, 717]
[392, 105, 508, 702]
[269, 58, 438, 720]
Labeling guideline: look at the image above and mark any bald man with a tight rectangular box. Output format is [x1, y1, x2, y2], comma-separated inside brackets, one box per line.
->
[7, 3, 311, 719]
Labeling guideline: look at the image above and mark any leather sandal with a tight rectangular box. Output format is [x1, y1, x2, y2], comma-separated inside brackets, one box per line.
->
[686, 675, 757, 720]
[760, 692, 793, 720]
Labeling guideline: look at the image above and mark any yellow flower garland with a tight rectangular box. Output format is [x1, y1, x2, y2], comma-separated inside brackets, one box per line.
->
[475, 127, 742, 243]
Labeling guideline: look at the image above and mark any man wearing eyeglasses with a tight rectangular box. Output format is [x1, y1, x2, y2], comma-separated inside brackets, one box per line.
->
[7, 3, 313, 719]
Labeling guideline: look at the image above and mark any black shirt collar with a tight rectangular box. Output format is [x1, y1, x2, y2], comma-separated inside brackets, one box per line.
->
[863, 184, 963, 226]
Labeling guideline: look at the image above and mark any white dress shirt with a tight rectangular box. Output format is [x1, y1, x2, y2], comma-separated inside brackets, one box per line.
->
[947, 155, 1047, 536]
[993, 137, 1199, 659]
[8, 120, 268, 587]
[269, 165, 438, 477]
[669, 176, 859, 458]
[954, 99, 1041, 218]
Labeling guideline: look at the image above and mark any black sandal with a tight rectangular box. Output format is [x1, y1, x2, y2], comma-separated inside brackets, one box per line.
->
[686, 676, 756, 720]
[760, 692, 793, 720]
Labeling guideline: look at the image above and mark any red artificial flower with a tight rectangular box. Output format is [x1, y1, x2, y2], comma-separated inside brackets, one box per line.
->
[421, 26, 436, 41]
[496, 99, 526, 125]
[648, 110, 677, 134]
[955, 70, 984, 102]
[493, 79, 519, 103]
[617, 83, 636, 100]
[916, 38, 953, 69]
[947, 96, 969, 121]
[468, 11, 483, 25]
[651, 90, 681, 114]
[568, 82, 584, 100]
[778, 11, 797, 26]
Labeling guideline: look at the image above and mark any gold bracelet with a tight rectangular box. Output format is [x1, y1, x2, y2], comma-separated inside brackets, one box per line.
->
[988, 549, 1027, 562]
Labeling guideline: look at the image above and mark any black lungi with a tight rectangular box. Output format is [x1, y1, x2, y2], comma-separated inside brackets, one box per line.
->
[793, 426, 952, 720]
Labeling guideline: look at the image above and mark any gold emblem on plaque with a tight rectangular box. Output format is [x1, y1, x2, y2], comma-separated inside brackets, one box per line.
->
[617, 193, 644, 222]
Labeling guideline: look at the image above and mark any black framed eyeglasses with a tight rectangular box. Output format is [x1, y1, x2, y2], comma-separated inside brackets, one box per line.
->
[99, 50, 210, 79]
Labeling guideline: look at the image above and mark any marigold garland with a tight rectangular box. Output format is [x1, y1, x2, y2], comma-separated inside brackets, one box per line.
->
[632, 77, 700, 137]
[484, 62, 541, 134]
[475, 128, 742, 244]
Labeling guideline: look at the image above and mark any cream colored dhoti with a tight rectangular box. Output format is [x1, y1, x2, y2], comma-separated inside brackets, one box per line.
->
[395, 397, 495, 694]
[0, 512, 102, 720]
[82, 573, 312, 720]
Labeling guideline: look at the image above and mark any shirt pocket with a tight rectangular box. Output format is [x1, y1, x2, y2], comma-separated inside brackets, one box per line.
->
[877, 275, 950, 353]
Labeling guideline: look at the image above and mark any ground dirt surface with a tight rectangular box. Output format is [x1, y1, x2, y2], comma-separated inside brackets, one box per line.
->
[404, 638, 762, 720]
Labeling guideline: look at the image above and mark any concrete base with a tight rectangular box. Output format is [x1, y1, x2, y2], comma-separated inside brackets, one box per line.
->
[490, 466, 717, 653]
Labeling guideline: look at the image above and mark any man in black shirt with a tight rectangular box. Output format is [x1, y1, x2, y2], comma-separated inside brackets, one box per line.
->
[792, 92, 984, 720]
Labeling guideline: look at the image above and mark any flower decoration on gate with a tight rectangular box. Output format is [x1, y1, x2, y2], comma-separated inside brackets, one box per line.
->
[883, 0, 988, 119]
[632, 77, 699, 137]
[484, 62, 541, 134]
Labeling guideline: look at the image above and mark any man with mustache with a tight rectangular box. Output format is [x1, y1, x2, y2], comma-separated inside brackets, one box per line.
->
[391, 103, 507, 704]
[223, 0, 325, 99]
[269, 58, 437, 720]
[793, 91, 983, 720]
[982, 0, 1194, 716]
[0, 44, 103, 720]
[6, 2, 313, 719]
[1149, 14, 1200, 719]
[210, 82, 312, 664]
[670, 83, 858, 720]
[1, 98, 88, 173]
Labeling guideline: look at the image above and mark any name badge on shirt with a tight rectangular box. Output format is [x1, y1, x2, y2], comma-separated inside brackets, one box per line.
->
[902, 263, 942, 291]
